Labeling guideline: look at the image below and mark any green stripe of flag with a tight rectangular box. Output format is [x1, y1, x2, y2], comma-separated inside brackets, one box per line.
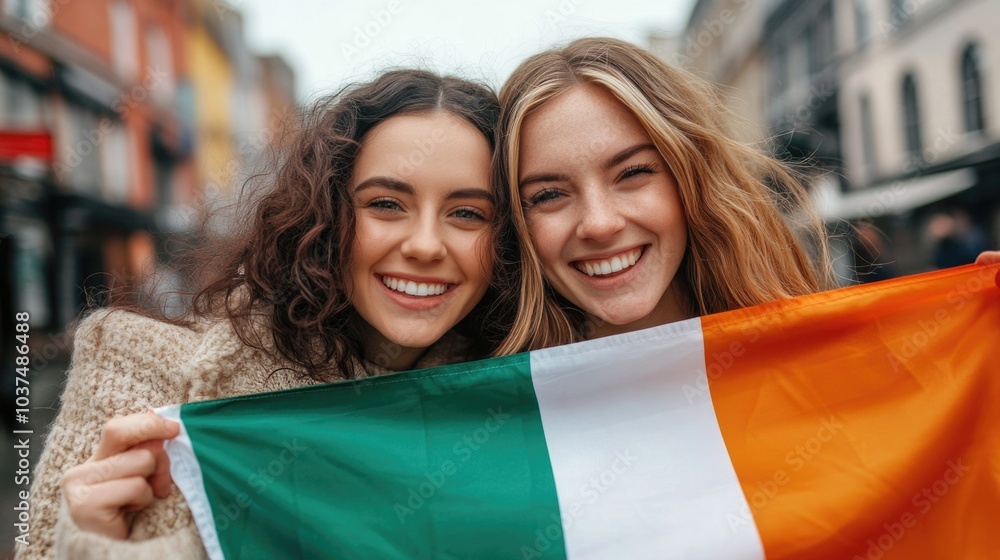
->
[174, 353, 567, 560]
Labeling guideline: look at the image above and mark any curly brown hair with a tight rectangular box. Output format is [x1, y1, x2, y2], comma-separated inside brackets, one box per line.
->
[171, 70, 519, 380]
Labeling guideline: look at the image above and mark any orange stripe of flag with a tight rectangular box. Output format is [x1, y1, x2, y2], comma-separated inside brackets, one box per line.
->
[703, 264, 1000, 559]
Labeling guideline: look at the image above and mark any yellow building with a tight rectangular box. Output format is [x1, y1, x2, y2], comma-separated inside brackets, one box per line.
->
[186, 0, 235, 208]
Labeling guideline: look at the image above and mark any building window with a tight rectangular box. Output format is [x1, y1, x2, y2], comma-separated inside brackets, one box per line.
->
[62, 105, 104, 196]
[961, 43, 985, 133]
[4, 0, 51, 27]
[771, 44, 788, 97]
[0, 72, 44, 128]
[814, 2, 834, 71]
[890, 0, 910, 26]
[805, 24, 818, 76]
[6, 217, 52, 327]
[109, 0, 139, 82]
[902, 74, 922, 159]
[101, 123, 129, 202]
[145, 25, 176, 105]
[855, 0, 870, 46]
[860, 94, 877, 178]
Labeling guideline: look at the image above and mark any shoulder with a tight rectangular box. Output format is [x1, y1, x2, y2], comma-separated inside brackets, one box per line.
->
[75, 308, 199, 349]
[71, 309, 208, 372]
[66, 309, 244, 408]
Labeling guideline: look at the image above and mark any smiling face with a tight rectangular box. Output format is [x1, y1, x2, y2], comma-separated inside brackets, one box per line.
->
[348, 111, 494, 368]
[517, 84, 690, 338]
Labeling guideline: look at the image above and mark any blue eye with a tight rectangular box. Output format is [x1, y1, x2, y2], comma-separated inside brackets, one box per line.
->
[526, 188, 563, 207]
[452, 207, 487, 221]
[368, 198, 402, 212]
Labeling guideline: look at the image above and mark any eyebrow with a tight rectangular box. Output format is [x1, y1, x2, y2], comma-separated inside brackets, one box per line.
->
[604, 143, 657, 169]
[353, 177, 494, 203]
[353, 176, 413, 195]
[518, 143, 659, 190]
[447, 188, 495, 204]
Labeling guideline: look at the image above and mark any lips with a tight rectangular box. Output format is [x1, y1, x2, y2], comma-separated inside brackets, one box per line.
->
[379, 274, 452, 297]
[572, 246, 645, 277]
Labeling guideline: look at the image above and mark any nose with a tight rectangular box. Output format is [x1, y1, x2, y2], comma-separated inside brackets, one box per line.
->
[400, 215, 448, 262]
[575, 188, 626, 242]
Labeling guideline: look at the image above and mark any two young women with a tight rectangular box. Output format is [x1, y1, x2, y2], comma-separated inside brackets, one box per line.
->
[22, 38, 996, 559]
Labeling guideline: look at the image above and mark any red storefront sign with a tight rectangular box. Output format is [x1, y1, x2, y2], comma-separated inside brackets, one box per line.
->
[0, 130, 53, 161]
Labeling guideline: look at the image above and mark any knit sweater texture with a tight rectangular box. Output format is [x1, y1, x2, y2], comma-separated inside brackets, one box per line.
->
[15, 308, 472, 560]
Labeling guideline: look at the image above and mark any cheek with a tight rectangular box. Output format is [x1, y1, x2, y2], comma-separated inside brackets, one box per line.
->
[350, 221, 374, 268]
[350, 217, 395, 275]
[457, 230, 494, 286]
[645, 184, 687, 239]
[526, 214, 567, 265]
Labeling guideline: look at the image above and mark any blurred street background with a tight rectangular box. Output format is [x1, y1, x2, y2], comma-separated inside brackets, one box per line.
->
[1, 0, 998, 557]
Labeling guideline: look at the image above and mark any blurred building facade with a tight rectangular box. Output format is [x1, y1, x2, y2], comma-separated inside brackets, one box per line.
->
[677, 0, 1000, 280]
[0, 0, 296, 335]
[674, 0, 774, 143]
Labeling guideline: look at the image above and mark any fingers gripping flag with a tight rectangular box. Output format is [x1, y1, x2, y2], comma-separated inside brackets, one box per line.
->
[159, 264, 1000, 559]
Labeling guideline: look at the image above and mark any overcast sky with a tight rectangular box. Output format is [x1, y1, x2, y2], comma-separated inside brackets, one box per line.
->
[234, 0, 695, 101]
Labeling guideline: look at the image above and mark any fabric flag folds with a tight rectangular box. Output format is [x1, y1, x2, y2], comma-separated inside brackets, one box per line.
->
[159, 264, 1000, 560]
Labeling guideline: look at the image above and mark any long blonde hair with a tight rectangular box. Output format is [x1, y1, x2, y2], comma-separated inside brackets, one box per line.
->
[497, 37, 834, 351]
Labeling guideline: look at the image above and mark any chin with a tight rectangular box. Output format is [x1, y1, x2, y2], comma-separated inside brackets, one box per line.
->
[592, 303, 661, 329]
[382, 330, 445, 351]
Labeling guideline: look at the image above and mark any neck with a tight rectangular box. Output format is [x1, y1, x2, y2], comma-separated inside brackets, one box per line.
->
[371, 346, 428, 371]
[357, 323, 429, 372]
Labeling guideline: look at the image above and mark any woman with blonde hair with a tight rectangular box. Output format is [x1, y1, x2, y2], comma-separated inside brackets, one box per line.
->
[498, 36, 837, 348]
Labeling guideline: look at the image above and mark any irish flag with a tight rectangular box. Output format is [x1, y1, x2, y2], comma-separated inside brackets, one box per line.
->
[159, 264, 1000, 559]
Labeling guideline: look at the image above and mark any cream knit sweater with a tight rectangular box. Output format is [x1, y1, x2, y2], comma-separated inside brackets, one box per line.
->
[15, 308, 471, 560]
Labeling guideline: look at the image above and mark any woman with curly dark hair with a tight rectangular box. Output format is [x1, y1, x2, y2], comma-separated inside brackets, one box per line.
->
[19, 69, 527, 560]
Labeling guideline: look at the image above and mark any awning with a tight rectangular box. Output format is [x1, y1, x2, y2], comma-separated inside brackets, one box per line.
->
[813, 168, 977, 221]
[51, 193, 153, 234]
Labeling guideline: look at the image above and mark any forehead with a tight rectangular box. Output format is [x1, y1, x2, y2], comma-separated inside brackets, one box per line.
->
[518, 84, 652, 174]
[354, 111, 492, 184]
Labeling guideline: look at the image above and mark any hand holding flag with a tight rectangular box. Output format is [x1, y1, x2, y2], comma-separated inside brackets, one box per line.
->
[61, 411, 179, 539]
[976, 250, 1000, 265]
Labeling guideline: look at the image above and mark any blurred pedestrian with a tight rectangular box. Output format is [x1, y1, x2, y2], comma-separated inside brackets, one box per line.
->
[852, 222, 897, 283]
[929, 210, 989, 269]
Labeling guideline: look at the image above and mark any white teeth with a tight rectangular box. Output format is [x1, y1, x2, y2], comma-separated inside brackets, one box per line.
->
[575, 248, 643, 277]
[381, 275, 449, 297]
